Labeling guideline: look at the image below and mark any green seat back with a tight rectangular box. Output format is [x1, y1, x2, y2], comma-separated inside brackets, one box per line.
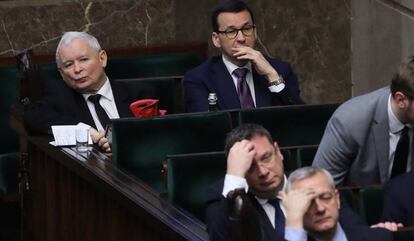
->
[238, 104, 339, 147]
[115, 78, 181, 114]
[112, 111, 232, 192]
[38, 62, 60, 83]
[296, 146, 318, 167]
[0, 66, 19, 154]
[167, 151, 226, 221]
[0, 153, 19, 193]
[359, 187, 384, 225]
[106, 52, 202, 79]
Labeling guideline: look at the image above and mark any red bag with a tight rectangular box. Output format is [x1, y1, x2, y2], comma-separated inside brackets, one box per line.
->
[129, 99, 167, 118]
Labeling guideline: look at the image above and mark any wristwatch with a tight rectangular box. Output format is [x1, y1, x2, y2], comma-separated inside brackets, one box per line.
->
[268, 76, 285, 87]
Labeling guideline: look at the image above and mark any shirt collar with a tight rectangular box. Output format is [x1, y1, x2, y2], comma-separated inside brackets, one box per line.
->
[255, 174, 288, 205]
[388, 94, 407, 134]
[315, 223, 346, 241]
[222, 55, 252, 76]
[82, 77, 112, 101]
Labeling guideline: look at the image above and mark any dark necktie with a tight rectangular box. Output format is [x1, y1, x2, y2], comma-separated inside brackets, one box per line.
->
[268, 199, 285, 239]
[233, 68, 255, 109]
[88, 94, 111, 129]
[391, 126, 410, 178]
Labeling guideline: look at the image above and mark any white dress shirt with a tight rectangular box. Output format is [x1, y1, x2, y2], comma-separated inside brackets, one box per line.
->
[285, 223, 347, 241]
[387, 94, 413, 177]
[82, 77, 120, 131]
[222, 173, 287, 228]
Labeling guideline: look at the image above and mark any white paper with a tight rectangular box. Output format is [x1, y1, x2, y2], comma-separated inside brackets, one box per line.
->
[51, 123, 93, 146]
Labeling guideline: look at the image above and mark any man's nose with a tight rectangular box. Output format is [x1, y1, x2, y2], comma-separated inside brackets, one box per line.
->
[257, 164, 268, 176]
[314, 198, 326, 213]
[73, 61, 83, 73]
[236, 30, 246, 41]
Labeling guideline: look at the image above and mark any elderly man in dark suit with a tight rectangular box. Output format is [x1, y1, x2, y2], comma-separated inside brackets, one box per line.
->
[313, 56, 414, 186]
[24, 31, 154, 152]
[280, 166, 393, 241]
[183, 0, 304, 112]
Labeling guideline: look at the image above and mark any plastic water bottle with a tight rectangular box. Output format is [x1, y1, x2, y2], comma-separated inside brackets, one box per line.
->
[208, 93, 218, 112]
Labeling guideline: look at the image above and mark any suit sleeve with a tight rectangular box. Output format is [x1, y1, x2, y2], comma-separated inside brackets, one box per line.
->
[205, 181, 233, 241]
[273, 66, 305, 105]
[312, 113, 356, 186]
[183, 71, 209, 113]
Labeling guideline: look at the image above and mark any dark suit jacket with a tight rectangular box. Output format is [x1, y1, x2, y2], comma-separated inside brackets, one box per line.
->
[183, 56, 304, 112]
[382, 171, 414, 226]
[24, 78, 154, 135]
[206, 179, 393, 241]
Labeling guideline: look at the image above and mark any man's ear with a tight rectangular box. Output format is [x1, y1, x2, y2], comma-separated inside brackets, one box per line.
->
[273, 142, 284, 161]
[212, 32, 221, 48]
[335, 189, 340, 209]
[99, 50, 108, 68]
[393, 91, 410, 108]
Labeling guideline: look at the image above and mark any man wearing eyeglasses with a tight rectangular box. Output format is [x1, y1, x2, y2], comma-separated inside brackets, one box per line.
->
[280, 167, 393, 241]
[183, 0, 304, 112]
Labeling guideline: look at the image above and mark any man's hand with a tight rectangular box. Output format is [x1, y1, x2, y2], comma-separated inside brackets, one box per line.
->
[279, 189, 318, 229]
[371, 222, 404, 232]
[89, 127, 111, 153]
[232, 46, 279, 82]
[227, 140, 256, 177]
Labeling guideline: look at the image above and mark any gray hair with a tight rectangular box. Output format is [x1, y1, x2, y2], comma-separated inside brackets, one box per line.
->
[55, 31, 102, 67]
[286, 166, 335, 192]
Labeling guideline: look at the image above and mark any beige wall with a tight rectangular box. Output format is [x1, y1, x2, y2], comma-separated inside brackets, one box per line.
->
[0, 0, 351, 104]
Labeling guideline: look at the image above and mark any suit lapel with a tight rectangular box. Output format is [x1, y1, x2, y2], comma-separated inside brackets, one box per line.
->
[372, 89, 391, 183]
[110, 80, 133, 118]
[248, 193, 283, 241]
[210, 59, 241, 109]
[72, 90, 96, 128]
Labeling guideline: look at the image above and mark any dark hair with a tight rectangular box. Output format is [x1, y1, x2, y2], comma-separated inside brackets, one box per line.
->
[211, 0, 255, 32]
[390, 56, 414, 99]
[224, 123, 273, 155]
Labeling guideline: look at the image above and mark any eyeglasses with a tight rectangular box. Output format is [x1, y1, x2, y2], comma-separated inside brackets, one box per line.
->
[217, 24, 256, 39]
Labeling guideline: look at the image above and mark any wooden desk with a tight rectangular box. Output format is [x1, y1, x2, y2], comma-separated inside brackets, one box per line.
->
[20, 130, 208, 240]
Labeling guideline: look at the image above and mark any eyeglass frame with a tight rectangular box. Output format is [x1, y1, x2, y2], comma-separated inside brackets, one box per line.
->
[216, 24, 256, 39]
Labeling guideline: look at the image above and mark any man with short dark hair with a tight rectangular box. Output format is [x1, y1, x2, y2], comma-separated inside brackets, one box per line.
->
[313, 56, 414, 186]
[184, 0, 303, 112]
[280, 166, 393, 241]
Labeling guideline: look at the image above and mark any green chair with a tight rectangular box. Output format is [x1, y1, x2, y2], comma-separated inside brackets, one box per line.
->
[359, 186, 384, 225]
[296, 145, 318, 167]
[114, 77, 183, 114]
[112, 111, 232, 192]
[238, 104, 339, 147]
[0, 66, 20, 193]
[106, 52, 202, 79]
[167, 151, 227, 221]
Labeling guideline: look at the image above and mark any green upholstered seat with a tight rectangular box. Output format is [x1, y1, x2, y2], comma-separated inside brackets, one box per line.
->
[0, 153, 19, 193]
[296, 145, 318, 167]
[106, 52, 202, 79]
[238, 104, 339, 147]
[0, 66, 20, 194]
[359, 186, 384, 225]
[112, 111, 232, 192]
[114, 77, 182, 114]
[38, 62, 60, 83]
[167, 151, 227, 221]
[0, 66, 19, 154]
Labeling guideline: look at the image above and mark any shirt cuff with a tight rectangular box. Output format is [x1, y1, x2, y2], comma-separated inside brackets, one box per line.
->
[222, 174, 249, 197]
[268, 83, 286, 93]
[285, 227, 307, 241]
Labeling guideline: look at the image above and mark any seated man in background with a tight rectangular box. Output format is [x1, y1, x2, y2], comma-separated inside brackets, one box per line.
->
[24, 31, 155, 152]
[280, 166, 393, 241]
[313, 56, 414, 186]
[206, 123, 288, 241]
[184, 0, 304, 112]
[382, 170, 414, 226]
